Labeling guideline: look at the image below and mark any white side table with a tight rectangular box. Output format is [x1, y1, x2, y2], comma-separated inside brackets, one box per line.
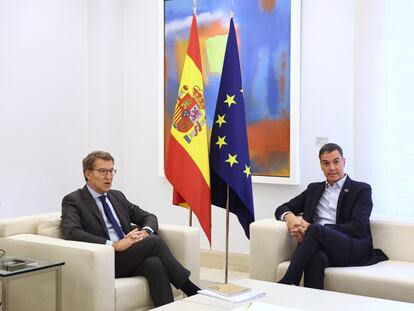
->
[0, 257, 64, 311]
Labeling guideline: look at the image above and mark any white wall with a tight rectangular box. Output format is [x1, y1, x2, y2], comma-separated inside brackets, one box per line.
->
[0, 0, 124, 217]
[87, 0, 124, 178]
[0, 0, 89, 216]
[1, 0, 355, 253]
[354, 0, 414, 218]
[354, 0, 389, 212]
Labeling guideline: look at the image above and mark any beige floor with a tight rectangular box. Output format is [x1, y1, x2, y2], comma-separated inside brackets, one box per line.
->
[200, 267, 249, 287]
[199, 249, 249, 287]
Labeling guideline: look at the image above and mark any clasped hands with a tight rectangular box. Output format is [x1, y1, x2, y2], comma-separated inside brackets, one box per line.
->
[113, 228, 149, 251]
[284, 213, 310, 242]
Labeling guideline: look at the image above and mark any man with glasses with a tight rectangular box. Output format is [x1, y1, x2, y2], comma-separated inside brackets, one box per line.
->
[61, 151, 200, 307]
[275, 143, 387, 289]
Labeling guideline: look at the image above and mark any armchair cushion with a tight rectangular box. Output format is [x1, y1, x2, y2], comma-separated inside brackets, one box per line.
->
[37, 217, 64, 239]
[115, 277, 152, 311]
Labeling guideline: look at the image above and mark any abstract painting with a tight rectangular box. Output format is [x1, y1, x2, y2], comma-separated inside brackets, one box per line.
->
[163, 0, 301, 184]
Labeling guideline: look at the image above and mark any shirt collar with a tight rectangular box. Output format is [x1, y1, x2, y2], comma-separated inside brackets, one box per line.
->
[86, 184, 107, 199]
[325, 174, 347, 189]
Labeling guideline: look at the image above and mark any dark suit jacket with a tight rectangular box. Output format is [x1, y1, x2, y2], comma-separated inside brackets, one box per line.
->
[275, 176, 388, 265]
[61, 185, 158, 244]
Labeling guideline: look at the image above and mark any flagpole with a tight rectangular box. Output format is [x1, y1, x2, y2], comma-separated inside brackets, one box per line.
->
[225, 184, 230, 284]
[188, 0, 196, 230]
[224, 0, 233, 286]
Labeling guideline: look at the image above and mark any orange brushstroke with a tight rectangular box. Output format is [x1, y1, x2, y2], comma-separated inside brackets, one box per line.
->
[247, 115, 290, 167]
[261, 0, 277, 13]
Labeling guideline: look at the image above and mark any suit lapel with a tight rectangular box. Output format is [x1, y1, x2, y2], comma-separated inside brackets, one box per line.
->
[80, 186, 109, 237]
[336, 176, 351, 219]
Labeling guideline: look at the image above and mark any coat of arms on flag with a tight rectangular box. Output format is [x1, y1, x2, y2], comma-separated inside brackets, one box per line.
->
[172, 84, 206, 143]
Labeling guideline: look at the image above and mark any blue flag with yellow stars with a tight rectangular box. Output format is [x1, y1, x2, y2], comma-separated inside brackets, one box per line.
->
[210, 17, 255, 239]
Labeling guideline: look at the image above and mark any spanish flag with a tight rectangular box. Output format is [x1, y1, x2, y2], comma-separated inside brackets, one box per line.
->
[165, 14, 211, 243]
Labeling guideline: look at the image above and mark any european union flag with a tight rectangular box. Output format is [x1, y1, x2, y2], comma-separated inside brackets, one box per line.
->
[210, 18, 255, 239]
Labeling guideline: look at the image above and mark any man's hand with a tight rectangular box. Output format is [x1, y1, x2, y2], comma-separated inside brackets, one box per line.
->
[300, 218, 310, 232]
[126, 228, 150, 240]
[296, 218, 310, 242]
[284, 213, 309, 242]
[112, 228, 149, 252]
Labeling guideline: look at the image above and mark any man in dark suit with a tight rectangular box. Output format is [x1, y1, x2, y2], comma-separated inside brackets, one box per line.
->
[275, 143, 387, 289]
[61, 151, 200, 307]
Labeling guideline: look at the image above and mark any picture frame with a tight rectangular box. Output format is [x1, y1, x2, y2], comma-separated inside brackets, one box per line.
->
[160, 0, 301, 185]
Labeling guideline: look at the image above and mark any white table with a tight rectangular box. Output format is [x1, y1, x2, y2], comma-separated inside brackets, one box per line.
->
[153, 278, 414, 311]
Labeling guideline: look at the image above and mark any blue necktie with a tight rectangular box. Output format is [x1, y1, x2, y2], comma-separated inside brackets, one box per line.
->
[99, 195, 125, 240]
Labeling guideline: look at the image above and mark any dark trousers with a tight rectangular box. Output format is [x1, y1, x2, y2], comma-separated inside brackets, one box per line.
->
[279, 224, 370, 289]
[114, 235, 190, 307]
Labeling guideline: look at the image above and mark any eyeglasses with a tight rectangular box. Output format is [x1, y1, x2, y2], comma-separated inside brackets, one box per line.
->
[92, 168, 117, 176]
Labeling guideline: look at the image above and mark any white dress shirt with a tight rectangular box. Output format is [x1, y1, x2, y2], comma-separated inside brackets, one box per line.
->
[313, 174, 347, 225]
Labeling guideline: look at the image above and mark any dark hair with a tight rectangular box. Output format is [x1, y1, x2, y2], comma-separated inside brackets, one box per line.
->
[318, 143, 343, 159]
[82, 151, 114, 181]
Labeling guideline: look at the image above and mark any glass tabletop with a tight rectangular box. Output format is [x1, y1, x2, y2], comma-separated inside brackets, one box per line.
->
[0, 256, 64, 277]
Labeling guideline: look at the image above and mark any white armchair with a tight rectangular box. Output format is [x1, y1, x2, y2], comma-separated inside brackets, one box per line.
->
[0, 213, 200, 311]
[249, 218, 414, 303]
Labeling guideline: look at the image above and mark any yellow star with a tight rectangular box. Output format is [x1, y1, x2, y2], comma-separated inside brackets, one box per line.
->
[224, 94, 237, 108]
[225, 153, 238, 167]
[215, 136, 227, 149]
[215, 114, 226, 127]
[243, 165, 251, 178]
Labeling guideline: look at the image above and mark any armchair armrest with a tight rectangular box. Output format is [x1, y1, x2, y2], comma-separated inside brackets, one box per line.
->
[0, 234, 115, 311]
[158, 224, 200, 285]
[249, 219, 297, 282]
